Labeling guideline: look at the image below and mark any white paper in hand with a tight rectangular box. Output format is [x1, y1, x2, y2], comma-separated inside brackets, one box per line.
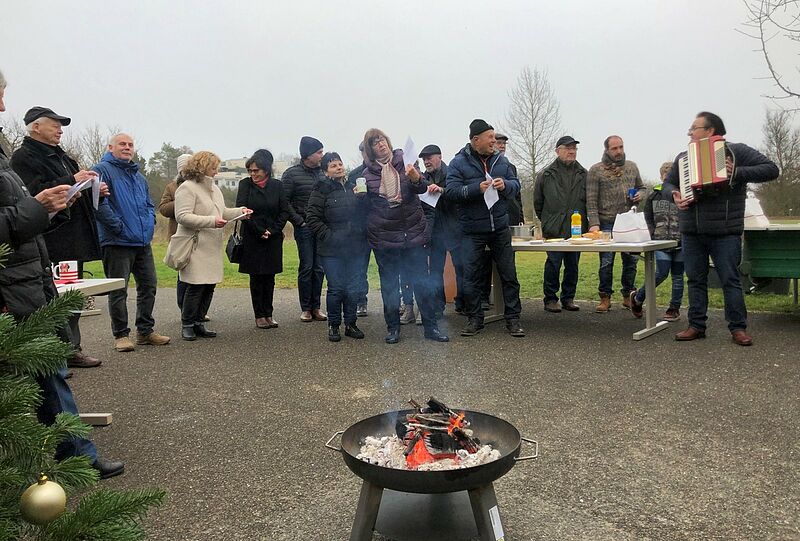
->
[419, 190, 441, 207]
[484, 173, 499, 210]
[49, 176, 96, 218]
[402, 136, 417, 167]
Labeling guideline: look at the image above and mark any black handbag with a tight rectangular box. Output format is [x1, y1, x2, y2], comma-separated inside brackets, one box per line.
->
[226, 221, 243, 263]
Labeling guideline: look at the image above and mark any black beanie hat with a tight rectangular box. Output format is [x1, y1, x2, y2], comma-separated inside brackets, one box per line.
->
[320, 152, 342, 173]
[469, 119, 493, 138]
[299, 136, 323, 159]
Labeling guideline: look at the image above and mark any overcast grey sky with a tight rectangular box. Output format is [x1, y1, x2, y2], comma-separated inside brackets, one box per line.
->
[1, 0, 795, 178]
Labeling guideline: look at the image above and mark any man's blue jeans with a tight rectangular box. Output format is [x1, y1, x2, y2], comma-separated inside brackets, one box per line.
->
[294, 225, 324, 311]
[373, 246, 436, 332]
[634, 249, 684, 308]
[543, 251, 580, 304]
[682, 233, 747, 332]
[321, 255, 360, 327]
[598, 224, 638, 296]
[36, 369, 98, 462]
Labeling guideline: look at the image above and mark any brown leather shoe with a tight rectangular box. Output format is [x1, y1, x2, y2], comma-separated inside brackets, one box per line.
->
[256, 317, 269, 329]
[731, 330, 753, 346]
[68, 351, 102, 368]
[311, 309, 327, 321]
[544, 301, 561, 313]
[675, 327, 706, 341]
[622, 295, 632, 310]
[265, 317, 279, 328]
[596, 294, 611, 313]
[300, 311, 313, 322]
[561, 300, 580, 311]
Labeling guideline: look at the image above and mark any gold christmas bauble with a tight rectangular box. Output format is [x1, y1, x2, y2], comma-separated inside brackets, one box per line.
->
[20, 475, 66, 525]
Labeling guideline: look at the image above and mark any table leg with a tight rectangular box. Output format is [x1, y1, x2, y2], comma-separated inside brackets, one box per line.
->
[633, 251, 670, 340]
[468, 483, 505, 541]
[484, 260, 505, 324]
[350, 480, 383, 541]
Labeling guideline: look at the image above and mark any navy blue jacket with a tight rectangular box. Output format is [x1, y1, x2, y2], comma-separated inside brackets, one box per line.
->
[663, 142, 779, 236]
[92, 152, 155, 247]
[444, 144, 520, 234]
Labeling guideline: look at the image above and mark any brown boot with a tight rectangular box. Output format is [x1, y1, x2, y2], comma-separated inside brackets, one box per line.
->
[596, 294, 611, 313]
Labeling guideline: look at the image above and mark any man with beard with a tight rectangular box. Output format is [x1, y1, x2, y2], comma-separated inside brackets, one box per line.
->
[446, 119, 524, 338]
[534, 136, 587, 312]
[586, 135, 644, 312]
[11, 107, 106, 368]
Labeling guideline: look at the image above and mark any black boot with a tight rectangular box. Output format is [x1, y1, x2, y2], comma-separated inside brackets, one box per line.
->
[385, 329, 400, 344]
[424, 327, 450, 342]
[181, 326, 196, 341]
[194, 323, 217, 338]
[344, 323, 365, 339]
[328, 325, 341, 342]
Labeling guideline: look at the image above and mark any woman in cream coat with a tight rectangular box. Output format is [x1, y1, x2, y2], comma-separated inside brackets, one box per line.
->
[175, 151, 251, 341]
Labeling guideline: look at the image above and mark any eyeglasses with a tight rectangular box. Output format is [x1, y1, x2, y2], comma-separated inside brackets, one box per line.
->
[247, 168, 262, 174]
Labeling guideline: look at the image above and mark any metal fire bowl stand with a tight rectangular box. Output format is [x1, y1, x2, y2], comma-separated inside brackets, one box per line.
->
[326, 409, 538, 541]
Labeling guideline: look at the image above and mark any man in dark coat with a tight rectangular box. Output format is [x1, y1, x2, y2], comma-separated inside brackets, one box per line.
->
[11, 106, 103, 368]
[419, 144, 464, 315]
[445, 119, 524, 338]
[534, 135, 587, 313]
[282, 136, 327, 322]
[346, 142, 370, 316]
[0, 69, 124, 479]
[664, 111, 779, 346]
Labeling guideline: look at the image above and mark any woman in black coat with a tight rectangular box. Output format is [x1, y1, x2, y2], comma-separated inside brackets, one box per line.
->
[235, 149, 289, 329]
[305, 152, 368, 342]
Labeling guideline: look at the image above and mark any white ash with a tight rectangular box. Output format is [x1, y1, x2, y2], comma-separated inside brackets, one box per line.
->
[356, 435, 501, 471]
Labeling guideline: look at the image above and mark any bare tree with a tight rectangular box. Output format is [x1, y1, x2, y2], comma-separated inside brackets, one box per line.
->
[757, 109, 800, 215]
[741, 0, 800, 108]
[0, 116, 27, 154]
[502, 66, 562, 220]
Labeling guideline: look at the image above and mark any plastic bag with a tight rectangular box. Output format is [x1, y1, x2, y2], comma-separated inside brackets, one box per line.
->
[612, 208, 651, 243]
[744, 194, 770, 228]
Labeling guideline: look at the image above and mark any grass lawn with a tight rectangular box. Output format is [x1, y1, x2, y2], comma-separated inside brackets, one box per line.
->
[82, 241, 800, 313]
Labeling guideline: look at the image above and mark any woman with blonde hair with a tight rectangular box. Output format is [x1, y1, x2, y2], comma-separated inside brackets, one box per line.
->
[174, 151, 251, 340]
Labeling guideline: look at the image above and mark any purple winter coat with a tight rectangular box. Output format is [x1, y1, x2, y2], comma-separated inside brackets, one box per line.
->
[363, 149, 428, 250]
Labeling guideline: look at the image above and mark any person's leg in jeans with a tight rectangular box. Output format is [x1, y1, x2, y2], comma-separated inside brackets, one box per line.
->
[682, 233, 710, 331]
[597, 224, 615, 296]
[310, 235, 325, 310]
[560, 252, 581, 304]
[102, 245, 135, 338]
[634, 251, 672, 305]
[295, 225, 315, 312]
[543, 252, 565, 304]
[131, 245, 157, 336]
[404, 246, 437, 331]
[620, 251, 639, 298]
[480, 248, 492, 306]
[198, 284, 215, 325]
[461, 234, 488, 324]
[343, 257, 360, 326]
[321, 255, 345, 327]
[709, 234, 747, 332]
[669, 249, 685, 309]
[489, 229, 522, 321]
[428, 234, 448, 315]
[36, 370, 98, 462]
[176, 278, 187, 310]
[373, 248, 402, 331]
[181, 284, 205, 328]
[355, 246, 370, 308]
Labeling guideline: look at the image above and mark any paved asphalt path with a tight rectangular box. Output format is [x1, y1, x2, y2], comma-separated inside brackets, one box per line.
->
[70, 288, 799, 540]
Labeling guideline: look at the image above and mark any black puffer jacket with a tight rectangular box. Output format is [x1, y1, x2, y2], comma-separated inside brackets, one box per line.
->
[363, 149, 428, 250]
[444, 144, 520, 234]
[11, 136, 101, 262]
[664, 142, 779, 235]
[281, 162, 324, 227]
[421, 162, 460, 243]
[305, 176, 368, 257]
[0, 145, 53, 316]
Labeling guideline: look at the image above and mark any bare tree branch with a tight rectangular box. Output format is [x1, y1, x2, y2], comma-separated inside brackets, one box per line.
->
[501, 66, 562, 221]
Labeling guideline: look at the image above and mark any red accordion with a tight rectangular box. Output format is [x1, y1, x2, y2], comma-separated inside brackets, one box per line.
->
[678, 135, 728, 203]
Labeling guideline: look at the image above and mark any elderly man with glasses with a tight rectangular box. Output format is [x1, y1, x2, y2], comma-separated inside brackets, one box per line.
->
[663, 111, 779, 346]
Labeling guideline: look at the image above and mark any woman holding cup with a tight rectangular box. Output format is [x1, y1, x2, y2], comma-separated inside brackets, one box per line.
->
[305, 152, 368, 342]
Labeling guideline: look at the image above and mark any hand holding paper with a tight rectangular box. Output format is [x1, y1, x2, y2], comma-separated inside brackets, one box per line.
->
[483, 173, 499, 210]
[402, 136, 417, 168]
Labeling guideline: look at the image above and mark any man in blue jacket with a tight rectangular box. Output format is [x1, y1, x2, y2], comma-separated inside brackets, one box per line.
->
[93, 134, 170, 352]
[445, 119, 524, 337]
[664, 112, 779, 346]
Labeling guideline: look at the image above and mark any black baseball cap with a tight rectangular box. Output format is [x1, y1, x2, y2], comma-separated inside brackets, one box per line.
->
[23, 107, 71, 126]
[555, 135, 579, 148]
[418, 144, 442, 158]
